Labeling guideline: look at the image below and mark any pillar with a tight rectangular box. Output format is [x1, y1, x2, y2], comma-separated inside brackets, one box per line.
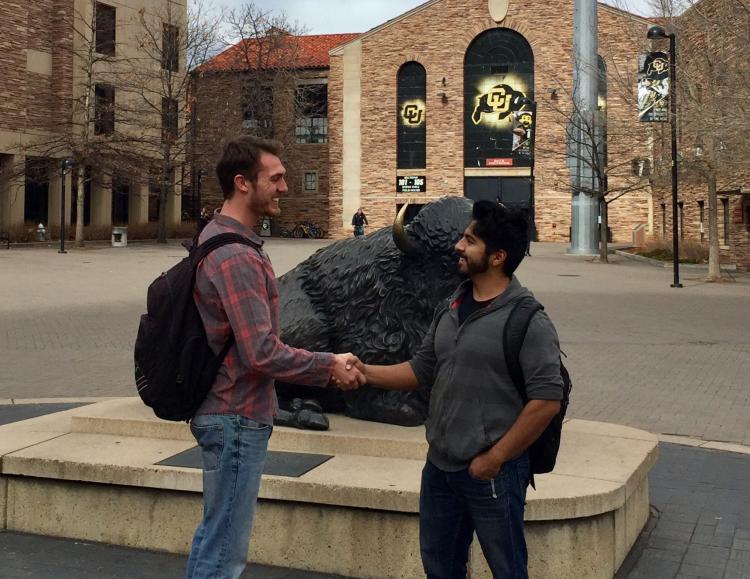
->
[129, 177, 149, 225]
[0, 154, 26, 230]
[47, 162, 72, 229]
[90, 170, 112, 227]
[165, 170, 182, 227]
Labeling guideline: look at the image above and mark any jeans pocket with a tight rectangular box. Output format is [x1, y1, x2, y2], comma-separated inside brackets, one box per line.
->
[190, 422, 224, 472]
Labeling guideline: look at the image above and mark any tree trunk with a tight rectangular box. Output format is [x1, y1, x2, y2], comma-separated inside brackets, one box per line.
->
[599, 197, 609, 263]
[706, 172, 721, 281]
[75, 169, 85, 247]
[157, 158, 171, 244]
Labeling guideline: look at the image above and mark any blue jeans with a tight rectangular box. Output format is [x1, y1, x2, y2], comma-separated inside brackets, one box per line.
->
[186, 414, 272, 579]
[419, 453, 531, 579]
[354, 225, 365, 237]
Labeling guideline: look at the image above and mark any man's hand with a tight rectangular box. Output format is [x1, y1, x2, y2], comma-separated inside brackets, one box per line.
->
[331, 353, 366, 390]
[468, 448, 503, 481]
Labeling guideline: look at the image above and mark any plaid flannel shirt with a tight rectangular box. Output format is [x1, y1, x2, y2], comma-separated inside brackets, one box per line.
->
[193, 213, 335, 425]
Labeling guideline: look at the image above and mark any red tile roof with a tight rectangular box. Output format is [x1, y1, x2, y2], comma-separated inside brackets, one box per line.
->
[197, 33, 360, 73]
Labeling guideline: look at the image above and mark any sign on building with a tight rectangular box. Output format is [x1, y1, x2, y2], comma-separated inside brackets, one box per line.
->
[396, 175, 426, 193]
[638, 52, 669, 122]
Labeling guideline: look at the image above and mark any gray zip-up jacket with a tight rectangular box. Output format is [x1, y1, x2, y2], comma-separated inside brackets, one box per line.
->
[409, 276, 564, 472]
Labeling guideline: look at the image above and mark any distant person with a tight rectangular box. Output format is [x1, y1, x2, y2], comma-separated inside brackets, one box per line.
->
[197, 206, 211, 233]
[352, 207, 368, 237]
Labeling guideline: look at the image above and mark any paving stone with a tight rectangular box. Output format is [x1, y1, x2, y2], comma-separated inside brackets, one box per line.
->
[724, 558, 750, 579]
[732, 537, 750, 551]
[652, 521, 697, 542]
[682, 544, 730, 569]
[677, 562, 726, 579]
[691, 524, 717, 545]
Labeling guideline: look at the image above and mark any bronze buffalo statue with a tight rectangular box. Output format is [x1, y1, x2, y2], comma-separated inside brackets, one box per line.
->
[275, 196, 473, 428]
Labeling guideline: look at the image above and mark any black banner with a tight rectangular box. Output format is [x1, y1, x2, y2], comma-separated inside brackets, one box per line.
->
[638, 52, 669, 122]
[397, 63, 426, 169]
[464, 29, 534, 168]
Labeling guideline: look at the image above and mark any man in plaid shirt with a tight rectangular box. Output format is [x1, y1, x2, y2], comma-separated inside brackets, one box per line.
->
[186, 136, 365, 579]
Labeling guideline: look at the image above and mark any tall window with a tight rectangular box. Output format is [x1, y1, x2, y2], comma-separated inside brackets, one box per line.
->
[698, 200, 705, 242]
[661, 203, 666, 237]
[95, 3, 116, 56]
[721, 198, 730, 245]
[162, 24, 179, 72]
[242, 84, 273, 137]
[678, 201, 685, 239]
[464, 29, 534, 168]
[162, 97, 178, 141]
[304, 171, 318, 191]
[397, 62, 427, 169]
[94, 83, 115, 135]
[296, 84, 328, 144]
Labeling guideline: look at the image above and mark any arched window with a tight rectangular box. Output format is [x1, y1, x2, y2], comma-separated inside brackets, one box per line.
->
[397, 62, 426, 169]
[464, 29, 534, 168]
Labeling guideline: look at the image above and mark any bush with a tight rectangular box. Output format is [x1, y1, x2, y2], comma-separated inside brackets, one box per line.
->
[636, 239, 708, 264]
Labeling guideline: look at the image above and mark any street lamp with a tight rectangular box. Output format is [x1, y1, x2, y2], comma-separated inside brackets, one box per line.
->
[519, 97, 538, 252]
[59, 158, 75, 254]
[648, 25, 682, 288]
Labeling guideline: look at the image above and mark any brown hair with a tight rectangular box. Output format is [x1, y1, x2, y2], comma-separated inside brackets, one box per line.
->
[215, 136, 282, 199]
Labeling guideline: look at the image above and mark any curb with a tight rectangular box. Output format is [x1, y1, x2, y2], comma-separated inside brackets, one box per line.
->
[658, 433, 750, 455]
[614, 249, 737, 271]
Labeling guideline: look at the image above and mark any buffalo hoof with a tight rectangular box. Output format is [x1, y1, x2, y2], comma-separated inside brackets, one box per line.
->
[275, 398, 330, 431]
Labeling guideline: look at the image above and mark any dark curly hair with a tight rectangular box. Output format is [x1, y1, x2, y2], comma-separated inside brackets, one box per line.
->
[471, 200, 528, 276]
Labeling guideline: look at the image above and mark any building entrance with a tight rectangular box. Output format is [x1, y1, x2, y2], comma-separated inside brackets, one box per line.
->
[464, 176, 532, 209]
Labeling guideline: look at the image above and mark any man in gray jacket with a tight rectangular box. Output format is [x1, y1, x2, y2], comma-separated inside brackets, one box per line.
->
[362, 200, 563, 579]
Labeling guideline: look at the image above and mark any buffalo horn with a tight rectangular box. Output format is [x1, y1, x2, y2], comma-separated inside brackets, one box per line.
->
[392, 203, 420, 255]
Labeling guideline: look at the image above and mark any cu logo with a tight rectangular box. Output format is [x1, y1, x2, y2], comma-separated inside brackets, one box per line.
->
[402, 103, 425, 125]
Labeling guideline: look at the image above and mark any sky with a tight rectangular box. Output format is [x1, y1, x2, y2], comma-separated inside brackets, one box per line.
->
[219, 0, 655, 35]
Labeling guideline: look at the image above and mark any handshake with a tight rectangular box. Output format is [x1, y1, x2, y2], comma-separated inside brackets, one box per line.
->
[330, 353, 367, 390]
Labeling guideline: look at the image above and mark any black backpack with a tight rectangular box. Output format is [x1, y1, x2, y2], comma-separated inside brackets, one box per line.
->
[503, 296, 572, 485]
[134, 233, 257, 421]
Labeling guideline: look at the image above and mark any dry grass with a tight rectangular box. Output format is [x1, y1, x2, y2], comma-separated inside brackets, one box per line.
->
[635, 239, 709, 264]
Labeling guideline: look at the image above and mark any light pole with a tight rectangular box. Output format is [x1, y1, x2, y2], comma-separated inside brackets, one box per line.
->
[59, 158, 75, 254]
[647, 25, 682, 288]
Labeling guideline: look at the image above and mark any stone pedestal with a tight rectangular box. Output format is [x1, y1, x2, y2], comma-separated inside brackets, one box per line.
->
[0, 400, 658, 578]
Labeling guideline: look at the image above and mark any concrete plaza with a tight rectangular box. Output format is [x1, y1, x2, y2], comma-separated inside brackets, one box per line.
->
[1, 239, 749, 447]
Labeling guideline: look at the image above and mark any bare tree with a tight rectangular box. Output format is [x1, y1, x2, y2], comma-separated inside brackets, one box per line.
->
[21, 1, 137, 246]
[539, 46, 653, 262]
[648, 0, 750, 280]
[121, 0, 224, 243]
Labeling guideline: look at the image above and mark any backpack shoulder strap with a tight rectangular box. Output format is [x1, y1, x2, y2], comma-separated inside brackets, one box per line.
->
[502, 296, 544, 404]
[191, 233, 258, 268]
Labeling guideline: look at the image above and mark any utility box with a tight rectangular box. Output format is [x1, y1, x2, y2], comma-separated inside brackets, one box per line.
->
[112, 226, 128, 247]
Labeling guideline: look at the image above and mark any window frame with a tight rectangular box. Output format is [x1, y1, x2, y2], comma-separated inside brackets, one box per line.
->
[94, 83, 115, 135]
[94, 2, 116, 56]
[303, 171, 318, 191]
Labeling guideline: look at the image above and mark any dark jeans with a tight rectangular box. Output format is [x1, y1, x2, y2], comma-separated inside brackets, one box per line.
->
[419, 454, 530, 579]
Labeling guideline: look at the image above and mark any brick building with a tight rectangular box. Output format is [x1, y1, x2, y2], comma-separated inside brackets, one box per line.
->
[326, 0, 655, 243]
[649, 0, 749, 270]
[191, 32, 359, 235]
[0, 0, 187, 240]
